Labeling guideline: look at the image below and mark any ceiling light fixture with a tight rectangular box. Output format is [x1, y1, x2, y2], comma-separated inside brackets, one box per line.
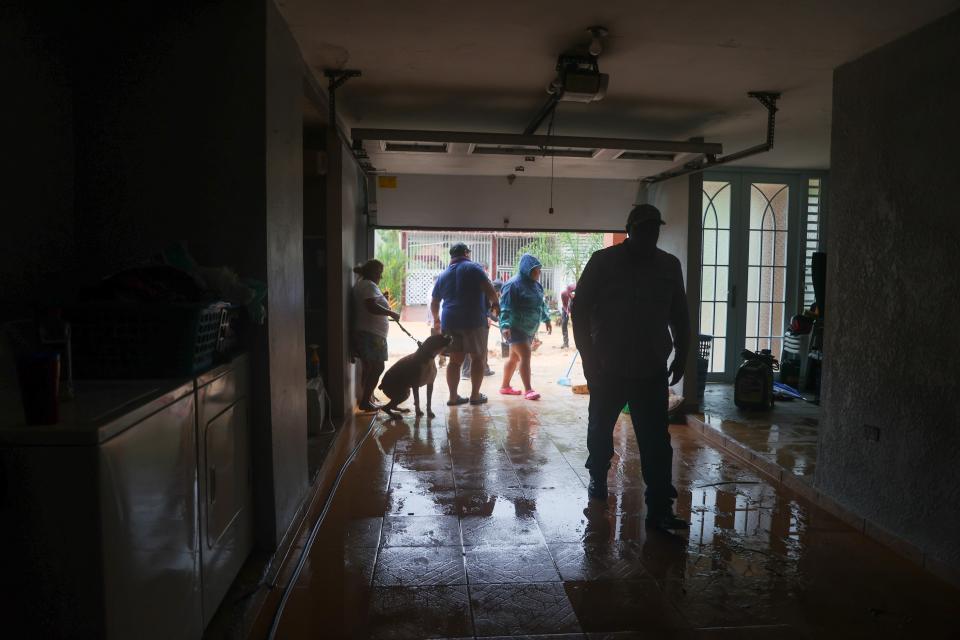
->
[524, 27, 610, 135]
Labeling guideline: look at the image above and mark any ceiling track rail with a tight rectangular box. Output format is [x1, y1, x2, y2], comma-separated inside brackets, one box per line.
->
[351, 128, 723, 156]
[523, 93, 561, 136]
[642, 91, 781, 184]
[322, 68, 382, 175]
[324, 68, 361, 128]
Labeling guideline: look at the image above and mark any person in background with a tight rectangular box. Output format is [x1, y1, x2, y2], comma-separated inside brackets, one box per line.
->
[559, 283, 576, 349]
[431, 243, 501, 406]
[492, 279, 509, 358]
[498, 254, 552, 400]
[572, 204, 690, 530]
[352, 259, 400, 412]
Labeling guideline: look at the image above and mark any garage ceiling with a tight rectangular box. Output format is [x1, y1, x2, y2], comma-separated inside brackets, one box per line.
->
[279, 0, 960, 179]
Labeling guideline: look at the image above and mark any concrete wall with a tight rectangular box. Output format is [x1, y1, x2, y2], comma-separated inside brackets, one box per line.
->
[376, 174, 639, 231]
[264, 0, 309, 543]
[0, 6, 75, 317]
[325, 140, 367, 418]
[819, 9, 960, 578]
[344, 146, 370, 408]
[71, 3, 267, 279]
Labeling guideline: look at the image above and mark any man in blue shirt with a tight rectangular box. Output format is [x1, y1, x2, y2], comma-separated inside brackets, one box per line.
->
[431, 243, 500, 406]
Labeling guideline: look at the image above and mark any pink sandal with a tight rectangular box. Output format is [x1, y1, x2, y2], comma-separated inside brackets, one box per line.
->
[499, 387, 522, 395]
[524, 390, 541, 400]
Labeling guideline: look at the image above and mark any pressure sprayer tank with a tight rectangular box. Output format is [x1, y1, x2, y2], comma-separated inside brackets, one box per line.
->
[734, 349, 778, 410]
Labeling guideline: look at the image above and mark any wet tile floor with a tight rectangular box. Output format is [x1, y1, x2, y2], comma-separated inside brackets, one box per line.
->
[272, 396, 959, 639]
[700, 384, 820, 484]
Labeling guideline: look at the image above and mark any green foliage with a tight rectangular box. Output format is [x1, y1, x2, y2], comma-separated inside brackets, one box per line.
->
[505, 232, 602, 308]
[558, 232, 602, 282]
[375, 229, 406, 311]
[519, 234, 561, 273]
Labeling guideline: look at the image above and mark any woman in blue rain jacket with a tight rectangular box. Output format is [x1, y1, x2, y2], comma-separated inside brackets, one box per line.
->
[498, 253, 552, 400]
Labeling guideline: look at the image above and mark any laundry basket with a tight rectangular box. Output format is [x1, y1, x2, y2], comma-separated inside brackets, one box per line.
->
[697, 334, 713, 399]
[70, 301, 229, 379]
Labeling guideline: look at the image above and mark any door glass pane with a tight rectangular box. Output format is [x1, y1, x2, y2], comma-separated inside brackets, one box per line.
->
[701, 266, 716, 300]
[700, 302, 715, 335]
[746, 183, 789, 357]
[712, 338, 726, 373]
[703, 231, 717, 267]
[703, 181, 731, 227]
[760, 266, 773, 302]
[747, 266, 760, 302]
[716, 267, 729, 303]
[746, 302, 759, 338]
[701, 181, 732, 373]
[773, 267, 787, 302]
[714, 302, 728, 337]
[717, 230, 730, 266]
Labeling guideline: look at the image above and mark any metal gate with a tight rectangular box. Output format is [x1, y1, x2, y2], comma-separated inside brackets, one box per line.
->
[404, 232, 493, 305]
[399, 231, 598, 306]
[495, 233, 558, 301]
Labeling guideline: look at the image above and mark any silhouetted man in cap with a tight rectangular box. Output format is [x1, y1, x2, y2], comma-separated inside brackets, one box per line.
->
[572, 203, 691, 530]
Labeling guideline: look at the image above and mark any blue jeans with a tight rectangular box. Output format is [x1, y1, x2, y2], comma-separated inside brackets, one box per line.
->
[585, 371, 677, 515]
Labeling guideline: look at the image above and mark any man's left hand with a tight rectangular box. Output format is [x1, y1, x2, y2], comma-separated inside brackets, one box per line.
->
[668, 358, 685, 386]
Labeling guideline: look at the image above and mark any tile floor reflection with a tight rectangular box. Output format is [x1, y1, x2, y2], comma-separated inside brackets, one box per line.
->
[272, 397, 959, 639]
[700, 383, 820, 484]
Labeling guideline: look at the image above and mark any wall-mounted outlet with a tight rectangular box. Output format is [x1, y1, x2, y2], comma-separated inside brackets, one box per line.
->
[863, 424, 881, 442]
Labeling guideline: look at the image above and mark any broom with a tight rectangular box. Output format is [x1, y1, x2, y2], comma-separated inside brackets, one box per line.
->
[557, 350, 579, 386]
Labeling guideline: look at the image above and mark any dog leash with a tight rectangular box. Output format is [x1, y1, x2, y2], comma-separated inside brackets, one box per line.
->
[391, 317, 422, 347]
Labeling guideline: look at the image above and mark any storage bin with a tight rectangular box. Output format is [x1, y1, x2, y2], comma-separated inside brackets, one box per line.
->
[70, 301, 229, 378]
[697, 334, 713, 399]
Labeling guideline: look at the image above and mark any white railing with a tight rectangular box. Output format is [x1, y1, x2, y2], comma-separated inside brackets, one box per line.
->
[404, 232, 492, 305]
[401, 230, 600, 307]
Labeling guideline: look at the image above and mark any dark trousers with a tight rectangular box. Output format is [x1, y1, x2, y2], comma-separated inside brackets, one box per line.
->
[560, 310, 570, 346]
[585, 371, 676, 515]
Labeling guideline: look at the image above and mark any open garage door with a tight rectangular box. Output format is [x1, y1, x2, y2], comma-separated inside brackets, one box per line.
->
[372, 174, 641, 232]
[371, 173, 703, 407]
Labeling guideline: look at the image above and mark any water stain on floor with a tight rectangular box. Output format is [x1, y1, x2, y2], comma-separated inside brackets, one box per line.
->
[271, 390, 958, 639]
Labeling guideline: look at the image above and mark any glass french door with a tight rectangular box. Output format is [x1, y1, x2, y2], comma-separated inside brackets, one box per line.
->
[700, 172, 801, 380]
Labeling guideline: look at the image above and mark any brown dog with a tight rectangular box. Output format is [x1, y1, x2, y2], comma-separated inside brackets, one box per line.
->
[379, 334, 452, 418]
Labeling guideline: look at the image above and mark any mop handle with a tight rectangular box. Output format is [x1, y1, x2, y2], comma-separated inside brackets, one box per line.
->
[563, 350, 579, 378]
